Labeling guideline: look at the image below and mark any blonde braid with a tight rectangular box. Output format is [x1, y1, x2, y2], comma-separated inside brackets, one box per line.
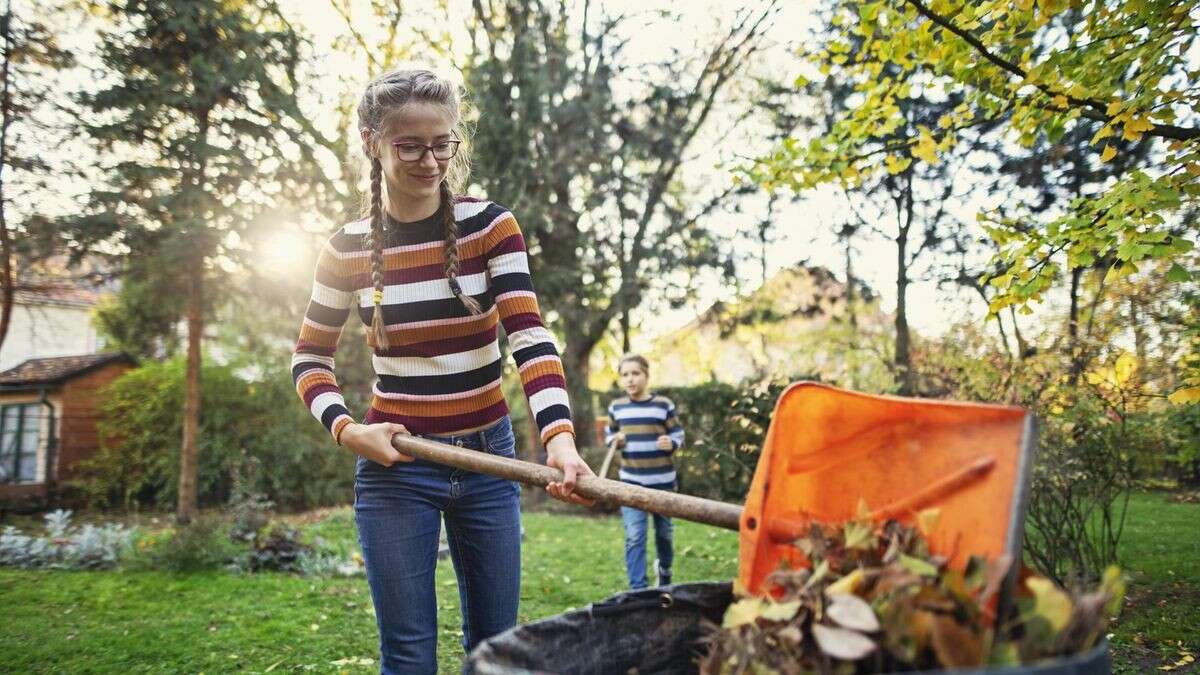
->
[441, 181, 482, 315]
[367, 157, 390, 348]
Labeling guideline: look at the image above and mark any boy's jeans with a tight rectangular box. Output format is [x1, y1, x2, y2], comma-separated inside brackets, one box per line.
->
[620, 501, 674, 589]
[354, 416, 522, 675]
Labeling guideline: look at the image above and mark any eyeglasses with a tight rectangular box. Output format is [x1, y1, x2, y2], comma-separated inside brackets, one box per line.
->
[390, 138, 461, 162]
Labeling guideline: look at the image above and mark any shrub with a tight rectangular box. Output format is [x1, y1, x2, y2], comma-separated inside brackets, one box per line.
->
[0, 510, 134, 570]
[137, 517, 245, 573]
[70, 355, 354, 512]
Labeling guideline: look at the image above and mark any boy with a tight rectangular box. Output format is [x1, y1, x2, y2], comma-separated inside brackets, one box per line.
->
[605, 354, 684, 588]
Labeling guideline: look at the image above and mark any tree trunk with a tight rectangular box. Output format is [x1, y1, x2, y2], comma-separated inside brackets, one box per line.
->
[1129, 295, 1147, 384]
[0, 1, 13, 353]
[1067, 266, 1084, 383]
[844, 234, 857, 332]
[619, 305, 631, 355]
[893, 184, 914, 396]
[1010, 306, 1030, 360]
[894, 249, 913, 395]
[177, 258, 203, 524]
[561, 338, 597, 450]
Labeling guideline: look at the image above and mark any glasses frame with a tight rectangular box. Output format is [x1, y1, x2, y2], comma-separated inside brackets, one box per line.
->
[389, 137, 461, 163]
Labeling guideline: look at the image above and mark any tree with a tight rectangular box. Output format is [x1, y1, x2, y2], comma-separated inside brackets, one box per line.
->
[761, 1, 981, 394]
[754, 0, 1199, 398]
[466, 0, 777, 444]
[0, 1, 73, 351]
[45, 0, 326, 522]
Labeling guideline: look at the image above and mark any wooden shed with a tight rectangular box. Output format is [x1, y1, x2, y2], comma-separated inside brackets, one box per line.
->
[0, 352, 136, 504]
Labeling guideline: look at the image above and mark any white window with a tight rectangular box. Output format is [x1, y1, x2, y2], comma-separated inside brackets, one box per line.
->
[0, 404, 41, 484]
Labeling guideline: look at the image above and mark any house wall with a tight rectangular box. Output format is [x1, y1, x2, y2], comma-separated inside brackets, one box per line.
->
[0, 301, 103, 371]
[56, 363, 132, 483]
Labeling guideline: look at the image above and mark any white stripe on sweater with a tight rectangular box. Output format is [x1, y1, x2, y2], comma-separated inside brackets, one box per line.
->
[371, 342, 502, 377]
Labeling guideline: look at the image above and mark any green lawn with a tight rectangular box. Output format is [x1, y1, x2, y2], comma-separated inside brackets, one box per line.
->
[0, 493, 1194, 674]
[1108, 492, 1200, 674]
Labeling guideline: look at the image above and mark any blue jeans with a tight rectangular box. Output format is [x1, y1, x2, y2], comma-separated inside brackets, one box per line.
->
[621, 501, 674, 589]
[353, 416, 522, 675]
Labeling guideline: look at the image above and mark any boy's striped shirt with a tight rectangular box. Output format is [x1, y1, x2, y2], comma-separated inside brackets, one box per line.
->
[605, 394, 684, 488]
[292, 199, 574, 445]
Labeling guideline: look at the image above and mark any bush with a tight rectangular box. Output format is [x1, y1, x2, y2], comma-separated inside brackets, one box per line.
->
[70, 355, 355, 512]
[0, 510, 135, 570]
[136, 517, 245, 573]
[1024, 393, 1138, 585]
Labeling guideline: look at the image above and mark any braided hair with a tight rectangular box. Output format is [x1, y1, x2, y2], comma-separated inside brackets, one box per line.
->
[356, 67, 480, 349]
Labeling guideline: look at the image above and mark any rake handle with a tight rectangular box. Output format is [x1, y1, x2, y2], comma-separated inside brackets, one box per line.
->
[392, 434, 744, 531]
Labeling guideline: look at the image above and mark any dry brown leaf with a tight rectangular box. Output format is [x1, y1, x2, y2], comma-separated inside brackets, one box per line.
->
[931, 615, 983, 667]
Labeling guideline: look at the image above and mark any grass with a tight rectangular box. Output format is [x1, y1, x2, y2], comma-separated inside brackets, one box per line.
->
[0, 509, 738, 674]
[0, 492, 1194, 674]
[1108, 492, 1200, 674]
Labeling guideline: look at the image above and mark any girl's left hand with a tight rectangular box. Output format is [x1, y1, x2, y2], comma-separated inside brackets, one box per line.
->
[545, 433, 596, 506]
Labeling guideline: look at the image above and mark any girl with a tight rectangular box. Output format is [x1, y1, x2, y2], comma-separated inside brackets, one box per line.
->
[605, 354, 684, 589]
[291, 67, 593, 674]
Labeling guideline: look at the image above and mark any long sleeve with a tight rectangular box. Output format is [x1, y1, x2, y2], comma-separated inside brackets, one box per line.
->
[604, 403, 620, 445]
[664, 399, 684, 451]
[292, 235, 356, 443]
[484, 210, 575, 444]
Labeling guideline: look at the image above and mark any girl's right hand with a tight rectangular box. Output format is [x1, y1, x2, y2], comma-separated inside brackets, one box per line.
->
[612, 432, 626, 447]
[340, 422, 413, 466]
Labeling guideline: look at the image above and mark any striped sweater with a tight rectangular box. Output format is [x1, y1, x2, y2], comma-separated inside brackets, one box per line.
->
[292, 199, 574, 445]
[604, 394, 684, 488]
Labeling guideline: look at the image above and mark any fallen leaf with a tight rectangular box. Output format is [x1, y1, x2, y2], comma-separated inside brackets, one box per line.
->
[826, 568, 865, 596]
[900, 554, 938, 577]
[722, 598, 765, 629]
[916, 508, 940, 536]
[1027, 577, 1073, 632]
[844, 521, 875, 550]
[931, 615, 983, 667]
[761, 600, 802, 622]
[812, 623, 877, 661]
[826, 594, 880, 632]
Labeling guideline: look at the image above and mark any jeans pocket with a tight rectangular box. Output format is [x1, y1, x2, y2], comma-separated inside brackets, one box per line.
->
[485, 417, 518, 458]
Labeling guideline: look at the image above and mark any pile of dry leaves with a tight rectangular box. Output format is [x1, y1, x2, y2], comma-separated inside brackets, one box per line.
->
[700, 511, 1123, 674]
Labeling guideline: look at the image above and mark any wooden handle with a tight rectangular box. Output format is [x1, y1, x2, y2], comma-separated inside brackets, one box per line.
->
[391, 434, 743, 531]
[598, 441, 619, 479]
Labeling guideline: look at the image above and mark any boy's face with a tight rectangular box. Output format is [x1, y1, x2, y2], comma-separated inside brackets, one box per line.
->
[619, 362, 649, 398]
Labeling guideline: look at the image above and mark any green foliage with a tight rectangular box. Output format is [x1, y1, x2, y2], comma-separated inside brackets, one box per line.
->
[134, 516, 242, 573]
[1025, 393, 1139, 585]
[92, 260, 185, 358]
[71, 356, 353, 511]
[755, 0, 1199, 338]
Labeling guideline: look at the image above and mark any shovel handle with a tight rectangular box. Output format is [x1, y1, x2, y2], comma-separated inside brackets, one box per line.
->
[598, 440, 619, 479]
[392, 434, 743, 531]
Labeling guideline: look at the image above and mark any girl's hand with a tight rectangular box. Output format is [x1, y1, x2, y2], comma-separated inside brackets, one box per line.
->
[545, 433, 595, 506]
[656, 435, 673, 451]
[612, 432, 627, 447]
[340, 422, 413, 466]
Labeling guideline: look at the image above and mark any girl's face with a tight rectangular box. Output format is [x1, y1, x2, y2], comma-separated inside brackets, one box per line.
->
[619, 362, 649, 398]
[372, 102, 456, 209]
